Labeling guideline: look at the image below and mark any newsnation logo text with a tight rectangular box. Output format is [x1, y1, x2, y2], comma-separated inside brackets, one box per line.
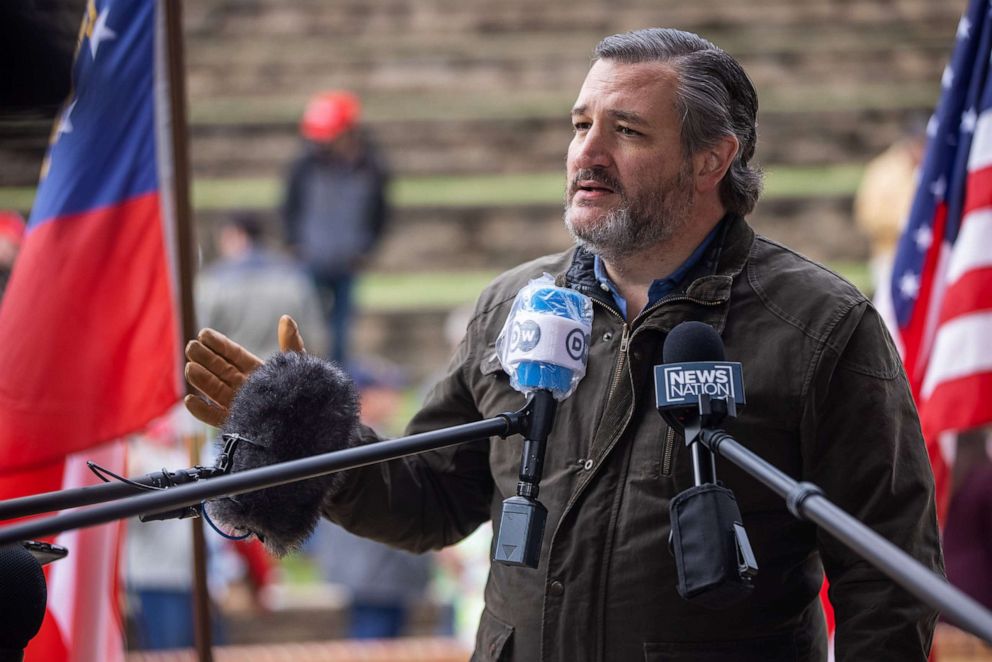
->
[654, 362, 746, 409]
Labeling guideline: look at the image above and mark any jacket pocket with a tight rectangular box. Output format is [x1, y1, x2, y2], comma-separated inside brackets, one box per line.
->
[644, 630, 805, 661]
[472, 608, 514, 662]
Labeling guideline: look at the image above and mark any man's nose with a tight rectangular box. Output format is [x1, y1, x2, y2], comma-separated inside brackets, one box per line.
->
[571, 125, 612, 170]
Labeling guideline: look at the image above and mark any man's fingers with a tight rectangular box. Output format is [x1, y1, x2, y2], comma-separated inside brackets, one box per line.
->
[185, 361, 237, 409]
[183, 394, 228, 428]
[278, 315, 306, 353]
[197, 328, 263, 374]
[185, 339, 251, 389]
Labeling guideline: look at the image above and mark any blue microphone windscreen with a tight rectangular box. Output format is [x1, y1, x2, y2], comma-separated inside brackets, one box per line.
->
[498, 277, 593, 400]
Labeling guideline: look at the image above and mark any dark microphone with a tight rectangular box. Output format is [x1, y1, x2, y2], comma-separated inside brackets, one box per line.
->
[0, 544, 47, 661]
[206, 352, 360, 556]
[656, 320, 745, 443]
[655, 321, 757, 608]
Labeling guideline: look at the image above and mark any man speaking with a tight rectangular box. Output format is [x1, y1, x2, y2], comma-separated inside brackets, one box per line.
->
[185, 28, 942, 661]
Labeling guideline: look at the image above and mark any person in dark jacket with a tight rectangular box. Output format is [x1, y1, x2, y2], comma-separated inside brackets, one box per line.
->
[185, 28, 943, 662]
[282, 90, 389, 365]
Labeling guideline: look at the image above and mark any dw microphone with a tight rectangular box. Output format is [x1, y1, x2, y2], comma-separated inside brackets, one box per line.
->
[493, 276, 592, 567]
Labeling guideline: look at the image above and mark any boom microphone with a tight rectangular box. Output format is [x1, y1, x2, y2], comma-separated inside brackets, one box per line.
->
[207, 352, 360, 556]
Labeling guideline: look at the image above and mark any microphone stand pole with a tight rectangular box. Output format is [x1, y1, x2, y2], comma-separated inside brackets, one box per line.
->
[0, 410, 529, 545]
[695, 424, 992, 644]
[0, 467, 220, 521]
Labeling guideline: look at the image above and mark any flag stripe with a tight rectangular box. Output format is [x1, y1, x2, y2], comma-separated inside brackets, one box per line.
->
[47, 442, 126, 662]
[937, 266, 992, 324]
[0, 192, 179, 469]
[921, 310, 992, 397]
[962, 164, 992, 216]
[966, 109, 992, 171]
[945, 206, 992, 283]
[921, 371, 992, 439]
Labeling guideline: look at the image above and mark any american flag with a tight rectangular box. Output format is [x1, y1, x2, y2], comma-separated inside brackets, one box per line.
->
[888, 0, 992, 517]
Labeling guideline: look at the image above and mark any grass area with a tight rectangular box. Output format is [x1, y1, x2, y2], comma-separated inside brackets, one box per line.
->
[762, 164, 865, 199]
[355, 262, 871, 313]
[356, 270, 498, 311]
[0, 164, 866, 213]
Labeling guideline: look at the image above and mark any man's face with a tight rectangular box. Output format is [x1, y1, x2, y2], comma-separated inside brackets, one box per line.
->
[564, 59, 695, 261]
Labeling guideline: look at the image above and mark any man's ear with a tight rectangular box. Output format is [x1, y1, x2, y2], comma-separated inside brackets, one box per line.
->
[693, 134, 739, 194]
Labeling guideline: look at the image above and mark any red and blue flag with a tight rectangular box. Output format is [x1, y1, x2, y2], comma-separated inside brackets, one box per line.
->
[0, 0, 182, 468]
[0, 1, 185, 659]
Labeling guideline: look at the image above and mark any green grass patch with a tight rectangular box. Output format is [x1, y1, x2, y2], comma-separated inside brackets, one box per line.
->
[0, 188, 37, 212]
[392, 173, 564, 207]
[354, 261, 871, 313]
[762, 164, 865, 199]
[356, 270, 498, 311]
[0, 164, 865, 215]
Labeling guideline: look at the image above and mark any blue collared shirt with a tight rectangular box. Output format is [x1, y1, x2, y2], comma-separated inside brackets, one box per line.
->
[593, 222, 721, 319]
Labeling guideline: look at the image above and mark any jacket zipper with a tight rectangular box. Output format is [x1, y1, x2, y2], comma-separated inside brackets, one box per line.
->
[640, 293, 725, 478]
[606, 324, 631, 404]
[661, 426, 676, 476]
[590, 291, 726, 447]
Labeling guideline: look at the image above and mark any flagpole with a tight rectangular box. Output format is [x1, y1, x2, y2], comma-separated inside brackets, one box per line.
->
[163, 1, 214, 661]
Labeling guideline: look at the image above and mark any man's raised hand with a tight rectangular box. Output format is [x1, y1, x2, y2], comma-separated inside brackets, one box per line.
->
[184, 315, 306, 426]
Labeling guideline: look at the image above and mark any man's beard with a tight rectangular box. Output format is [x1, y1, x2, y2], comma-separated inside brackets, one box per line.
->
[563, 162, 694, 262]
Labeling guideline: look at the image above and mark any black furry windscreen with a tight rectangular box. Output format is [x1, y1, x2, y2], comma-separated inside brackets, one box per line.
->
[212, 352, 360, 556]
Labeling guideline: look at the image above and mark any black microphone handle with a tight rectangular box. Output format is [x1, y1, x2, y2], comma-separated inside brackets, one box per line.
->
[0, 412, 525, 547]
[698, 427, 992, 645]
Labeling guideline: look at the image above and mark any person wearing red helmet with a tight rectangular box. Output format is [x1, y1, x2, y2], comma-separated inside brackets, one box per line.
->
[282, 90, 390, 366]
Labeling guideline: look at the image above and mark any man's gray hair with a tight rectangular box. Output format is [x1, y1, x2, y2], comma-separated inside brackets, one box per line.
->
[594, 28, 763, 216]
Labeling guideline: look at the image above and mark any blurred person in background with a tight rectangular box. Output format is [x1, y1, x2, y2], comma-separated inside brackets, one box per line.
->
[197, 211, 326, 358]
[0, 211, 25, 301]
[853, 129, 926, 305]
[124, 408, 274, 650]
[308, 359, 437, 639]
[282, 90, 390, 366]
[124, 410, 230, 650]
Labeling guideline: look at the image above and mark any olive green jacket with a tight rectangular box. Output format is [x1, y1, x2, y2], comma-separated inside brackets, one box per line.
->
[324, 214, 942, 661]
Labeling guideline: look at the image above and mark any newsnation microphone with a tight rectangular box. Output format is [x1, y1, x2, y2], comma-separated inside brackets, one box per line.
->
[185, 29, 942, 662]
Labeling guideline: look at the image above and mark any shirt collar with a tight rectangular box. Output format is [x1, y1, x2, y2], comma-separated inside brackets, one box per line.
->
[592, 219, 724, 318]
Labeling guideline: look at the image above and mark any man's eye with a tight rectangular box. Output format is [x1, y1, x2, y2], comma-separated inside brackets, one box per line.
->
[618, 125, 639, 136]
[573, 121, 591, 132]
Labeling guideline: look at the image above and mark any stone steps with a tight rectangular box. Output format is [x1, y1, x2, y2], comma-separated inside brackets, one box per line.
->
[0, 102, 935, 187]
[185, 0, 961, 38]
[182, 17, 956, 100]
[197, 193, 864, 275]
[189, 106, 931, 180]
